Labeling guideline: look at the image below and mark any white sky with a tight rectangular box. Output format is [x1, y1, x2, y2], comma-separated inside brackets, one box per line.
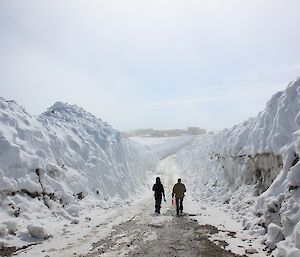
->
[0, 0, 300, 131]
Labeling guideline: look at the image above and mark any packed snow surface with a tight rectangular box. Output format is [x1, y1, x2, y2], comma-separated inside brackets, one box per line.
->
[0, 98, 193, 249]
[176, 78, 300, 256]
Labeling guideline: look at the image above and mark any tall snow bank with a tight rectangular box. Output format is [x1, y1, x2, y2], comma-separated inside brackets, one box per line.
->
[0, 99, 156, 204]
[176, 78, 300, 255]
[0, 99, 160, 244]
[38, 101, 157, 201]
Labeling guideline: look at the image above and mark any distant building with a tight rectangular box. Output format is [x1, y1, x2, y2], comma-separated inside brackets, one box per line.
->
[187, 127, 206, 135]
[123, 127, 207, 137]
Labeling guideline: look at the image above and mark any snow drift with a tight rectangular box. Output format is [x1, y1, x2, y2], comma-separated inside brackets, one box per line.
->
[0, 100, 155, 205]
[176, 78, 300, 256]
[0, 98, 192, 248]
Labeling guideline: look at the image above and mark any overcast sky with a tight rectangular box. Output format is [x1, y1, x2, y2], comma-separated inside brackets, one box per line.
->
[1, 0, 300, 131]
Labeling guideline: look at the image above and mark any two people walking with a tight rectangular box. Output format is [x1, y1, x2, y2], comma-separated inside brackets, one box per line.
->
[152, 177, 186, 215]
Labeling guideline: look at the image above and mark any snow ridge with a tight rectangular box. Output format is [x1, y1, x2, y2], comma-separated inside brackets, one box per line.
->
[0, 99, 154, 203]
[176, 78, 300, 256]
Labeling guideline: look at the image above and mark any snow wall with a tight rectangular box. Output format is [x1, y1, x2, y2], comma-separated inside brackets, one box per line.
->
[0, 98, 193, 243]
[176, 78, 300, 256]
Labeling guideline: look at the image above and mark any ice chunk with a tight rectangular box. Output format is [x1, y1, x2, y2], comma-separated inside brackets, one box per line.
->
[3, 220, 19, 234]
[27, 224, 49, 239]
[65, 204, 81, 217]
[265, 223, 284, 250]
[0, 225, 8, 237]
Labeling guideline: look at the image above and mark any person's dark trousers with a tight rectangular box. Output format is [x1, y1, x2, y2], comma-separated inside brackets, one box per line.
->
[175, 197, 183, 214]
[155, 196, 162, 214]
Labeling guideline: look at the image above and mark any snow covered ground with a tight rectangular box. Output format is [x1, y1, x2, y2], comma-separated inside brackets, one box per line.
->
[0, 98, 193, 252]
[176, 78, 300, 256]
[13, 156, 266, 257]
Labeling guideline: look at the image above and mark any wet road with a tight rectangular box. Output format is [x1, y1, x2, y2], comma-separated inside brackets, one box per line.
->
[85, 209, 240, 257]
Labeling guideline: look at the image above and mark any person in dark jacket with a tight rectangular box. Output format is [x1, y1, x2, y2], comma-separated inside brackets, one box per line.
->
[152, 177, 165, 214]
[172, 178, 186, 215]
